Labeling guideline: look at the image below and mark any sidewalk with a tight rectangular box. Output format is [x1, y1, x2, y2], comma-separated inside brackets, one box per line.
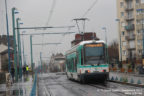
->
[0, 75, 34, 96]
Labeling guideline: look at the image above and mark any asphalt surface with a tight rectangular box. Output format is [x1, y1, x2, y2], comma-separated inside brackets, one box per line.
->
[38, 73, 144, 96]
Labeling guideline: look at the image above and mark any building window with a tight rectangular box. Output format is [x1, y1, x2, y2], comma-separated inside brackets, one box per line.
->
[136, 0, 140, 4]
[137, 40, 142, 45]
[123, 50, 126, 56]
[122, 31, 125, 36]
[137, 20, 140, 24]
[138, 50, 142, 55]
[122, 41, 127, 46]
[121, 22, 125, 27]
[136, 10, 140, 15]
[127, 21, 133, 25]
[137, 30, 141, 35]
[129, 40, 135, 49]
[120, 2, 124, 8]
[141, 19, 144, 24]
[121, 12, 124, 17]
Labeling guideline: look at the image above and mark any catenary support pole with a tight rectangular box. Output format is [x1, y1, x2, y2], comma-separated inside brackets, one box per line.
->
[16, 18, 22, 79]
[12, 8, 18, 81]
[30, 35, 34, 72]
[5, 0, 11, 73]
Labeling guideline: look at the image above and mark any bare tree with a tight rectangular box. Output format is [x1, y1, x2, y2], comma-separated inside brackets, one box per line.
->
[108, 40, 119, 64]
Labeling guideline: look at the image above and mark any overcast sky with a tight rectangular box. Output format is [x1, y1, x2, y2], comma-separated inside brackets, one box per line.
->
[0, 0, 118, 66]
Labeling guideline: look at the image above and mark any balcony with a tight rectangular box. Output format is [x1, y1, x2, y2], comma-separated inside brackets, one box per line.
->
[136, 24, 144, 30]
[136, 14, 144, 20]
[125, 34, 135, 41]
[136, 4, 144, 9]
[126, 45, 136, 50]
[125, 0, 133, 1]
[125, 6, 133, 11]
[125, 24, 135, 31]
[126, 42, 136, 50]
[125, 16, 134, 21]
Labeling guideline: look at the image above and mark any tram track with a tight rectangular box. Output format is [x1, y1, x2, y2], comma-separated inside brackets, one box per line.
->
[87, 82, 128, 96]
[39, 74, 143, 96]
[50, 75, 87, 96]
[40, 77, 54, 96]
[51, 75, 127, 96]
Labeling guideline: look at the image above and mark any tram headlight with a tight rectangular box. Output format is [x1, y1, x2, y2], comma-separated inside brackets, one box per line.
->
[85, 70, 91, 73]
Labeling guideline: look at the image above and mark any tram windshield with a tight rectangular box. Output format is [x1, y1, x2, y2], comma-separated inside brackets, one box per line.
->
[84, 43, 105, 65]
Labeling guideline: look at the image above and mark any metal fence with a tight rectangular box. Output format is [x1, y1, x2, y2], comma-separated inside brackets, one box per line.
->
[30, 72, 37, 96]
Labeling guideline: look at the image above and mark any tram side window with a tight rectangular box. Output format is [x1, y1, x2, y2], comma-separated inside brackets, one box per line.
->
[72, 58, 75, 72]
[76, 53, 79, 64]
[73, 58, 76, 72]
[71, 59, 73, 72]
[75, 57, 77, 72]
[66, 60, 68, 68]
[68, 60, 71, 71]
[81, 49, 84, 65]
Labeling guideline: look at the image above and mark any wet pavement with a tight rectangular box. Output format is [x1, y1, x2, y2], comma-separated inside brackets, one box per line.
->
[38, 73, 144, 96]
[0, 75, 34, 96]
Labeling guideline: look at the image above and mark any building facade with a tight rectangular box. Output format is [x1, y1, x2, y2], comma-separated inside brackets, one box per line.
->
[0, 44, 14, 72]
[117, 0, 144, 67]
[49, 53, 65, 72]
[0, 35, 14, 72]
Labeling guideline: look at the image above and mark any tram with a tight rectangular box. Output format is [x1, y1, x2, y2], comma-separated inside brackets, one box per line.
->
[65, 40, 109, 83]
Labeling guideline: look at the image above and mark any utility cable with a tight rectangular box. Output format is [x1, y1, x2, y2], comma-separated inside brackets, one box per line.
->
[71, 0, 98, 33]
[82, 0, 98, 18]
[45, 0, 56, 26]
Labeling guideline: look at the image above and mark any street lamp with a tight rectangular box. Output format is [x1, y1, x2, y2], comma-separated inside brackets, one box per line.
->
[5, 0, 11, 73]
[115, 19, 122, 68]
[16, 18, 23, 79]
[12, 7, 19, 82]
[30, 35, 34, 73]
[22, 31, 26, 67]
[102, 27, 109, 64]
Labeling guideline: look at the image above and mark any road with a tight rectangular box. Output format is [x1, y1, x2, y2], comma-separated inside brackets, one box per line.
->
[38, 73, 144, 96]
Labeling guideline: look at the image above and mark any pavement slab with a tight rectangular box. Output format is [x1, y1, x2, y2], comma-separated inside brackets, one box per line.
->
[0, 75, 34, 96]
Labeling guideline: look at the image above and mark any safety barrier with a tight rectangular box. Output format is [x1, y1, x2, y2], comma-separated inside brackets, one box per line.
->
[30, 72, 37, 96]
[109, 72, 144, 86]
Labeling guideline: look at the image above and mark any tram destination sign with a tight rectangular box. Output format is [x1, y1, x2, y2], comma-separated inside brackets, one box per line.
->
[85, 43, 103, 47]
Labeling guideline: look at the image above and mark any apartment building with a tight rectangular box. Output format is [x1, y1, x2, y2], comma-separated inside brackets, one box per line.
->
[117, 0, 144, 65]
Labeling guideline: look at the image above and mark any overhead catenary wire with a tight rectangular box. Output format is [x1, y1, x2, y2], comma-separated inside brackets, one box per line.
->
[72, 0, 98, 33]
[20, 32, 75, 35]
[33, 43, 61, 45]
[45, 0, 57, 26]
[16, 26, 75, 30]
[82, 0, 98, 18]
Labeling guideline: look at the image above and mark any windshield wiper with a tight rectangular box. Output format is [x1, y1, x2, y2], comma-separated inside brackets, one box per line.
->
[97, 56, 102, 66]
